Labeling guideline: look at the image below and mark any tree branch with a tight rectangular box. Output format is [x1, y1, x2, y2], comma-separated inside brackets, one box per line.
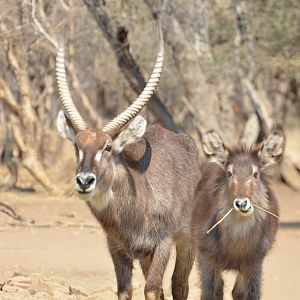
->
[84, 0, 179, 132]
[0, 79, 21, 116]
[31, 0, 58, 49]
[0, 202, 26, 222]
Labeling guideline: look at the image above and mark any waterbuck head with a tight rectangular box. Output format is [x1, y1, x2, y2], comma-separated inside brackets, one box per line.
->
[202, 131, 284, 217]
[56, 21, 164, 207]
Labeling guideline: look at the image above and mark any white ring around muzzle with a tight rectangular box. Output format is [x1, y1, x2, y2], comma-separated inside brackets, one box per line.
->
[233, 197, 254, 216]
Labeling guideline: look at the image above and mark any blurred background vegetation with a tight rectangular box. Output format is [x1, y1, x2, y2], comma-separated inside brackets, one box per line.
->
[0, 0, 299, 194]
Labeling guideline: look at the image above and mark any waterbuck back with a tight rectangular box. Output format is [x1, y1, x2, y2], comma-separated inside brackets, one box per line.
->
[192, 130, 284, 300]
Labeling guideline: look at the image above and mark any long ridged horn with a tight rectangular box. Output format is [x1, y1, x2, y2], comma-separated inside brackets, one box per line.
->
[56, 33, 87, 132]
[103, 3, 166, 137]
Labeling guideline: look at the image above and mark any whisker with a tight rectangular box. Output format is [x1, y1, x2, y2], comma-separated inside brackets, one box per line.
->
[252, 204, 279, 219]
[206, 208, 233, 234]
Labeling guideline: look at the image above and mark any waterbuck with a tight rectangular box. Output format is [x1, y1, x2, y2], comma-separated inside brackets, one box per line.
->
[55, 11, 200, 300]
[191, 130, 284, 300]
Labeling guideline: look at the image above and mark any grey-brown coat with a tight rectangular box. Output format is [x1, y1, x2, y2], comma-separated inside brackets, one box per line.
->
[58, 114, 200, 300]
[55, 6, 200, 298]
[192, 131, 284, 300]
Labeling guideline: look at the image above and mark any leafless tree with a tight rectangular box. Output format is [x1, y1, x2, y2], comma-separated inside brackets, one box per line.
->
[0, 0, 299, 192]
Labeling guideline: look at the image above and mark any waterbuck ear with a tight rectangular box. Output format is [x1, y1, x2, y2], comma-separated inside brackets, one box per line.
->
[112, 115, 147, 155]
[202, 131, 228, 165]
[56, 110, 76, 142]
[259, 132, 285, 169]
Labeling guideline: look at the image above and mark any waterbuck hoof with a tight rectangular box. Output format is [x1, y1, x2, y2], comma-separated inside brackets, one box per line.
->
[145, 289, 164, 300]
[145, 291, 157, 300]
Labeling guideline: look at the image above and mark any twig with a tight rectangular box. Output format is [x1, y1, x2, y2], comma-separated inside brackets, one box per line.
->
[0, 202, 26, 222]
[253, 204, 279, 219]
[31, 0, 58, 49]
[206, 208, 233, 234]
[69, 286, 87, 298]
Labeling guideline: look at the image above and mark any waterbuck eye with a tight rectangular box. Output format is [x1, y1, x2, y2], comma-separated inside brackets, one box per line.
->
[227, 170, 233, 177]
[252, 171, 258, 178]
[105, 143, 112, 152]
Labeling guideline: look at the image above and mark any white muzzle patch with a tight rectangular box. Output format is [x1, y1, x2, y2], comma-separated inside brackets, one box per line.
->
[75, 172, 97, 194]
[233, 197, 254, 216]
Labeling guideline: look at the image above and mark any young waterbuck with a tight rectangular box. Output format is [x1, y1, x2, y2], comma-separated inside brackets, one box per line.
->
[192, 130, 284, 300]
[55, 9, 200, 300]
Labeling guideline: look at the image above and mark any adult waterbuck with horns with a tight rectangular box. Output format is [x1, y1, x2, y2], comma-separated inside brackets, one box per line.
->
[192, 131, 284, 300]
[55, 5, 200, 300]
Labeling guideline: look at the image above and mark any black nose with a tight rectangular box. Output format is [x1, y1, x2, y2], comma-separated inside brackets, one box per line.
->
[241, 200, 247, 210]
[236, 199, 247, 209]
[76, 173, 96, 191]
[234, 197, 252, 213]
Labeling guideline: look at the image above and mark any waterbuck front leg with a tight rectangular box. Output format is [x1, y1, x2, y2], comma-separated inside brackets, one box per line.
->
[107, 238, 133, 300]
[144, 238, 172, 300]
[140, 255, 164, 300]
[232, 265, 262, 300]
[199, 258, 224, 300]
[171, 236, 195, 300]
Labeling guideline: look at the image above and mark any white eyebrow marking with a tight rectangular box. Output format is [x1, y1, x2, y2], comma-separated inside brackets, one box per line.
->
[78, 149, 84, 162]
[95, 151, 102, 163]
[94, 141, 109, 163]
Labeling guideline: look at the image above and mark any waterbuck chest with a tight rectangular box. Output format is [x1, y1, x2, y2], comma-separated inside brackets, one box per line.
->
[88, 174, 178, 259]
[203, 215, 274, 271]
[91, 200, 172, 259]
[87, 126, 200, 259]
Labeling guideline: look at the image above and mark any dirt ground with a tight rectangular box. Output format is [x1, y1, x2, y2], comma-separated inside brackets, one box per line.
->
[0, 182, 299, 300]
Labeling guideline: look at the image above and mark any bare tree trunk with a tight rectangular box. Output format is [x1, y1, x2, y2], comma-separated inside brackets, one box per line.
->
[243, 78, 274, 133]
[270, 72, 289, 127]
[145, 0, 238, 145]
[0, 20, 57, 193]
[0, 106, 18, 191]
[10, 115, 57, 192]
[68, 1, 103, 129]
[84, 0, 179, 132]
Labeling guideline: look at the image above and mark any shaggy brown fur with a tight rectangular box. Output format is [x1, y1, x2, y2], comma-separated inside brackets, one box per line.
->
[59, 114, 200, 300]
[192, 131, 284, 300]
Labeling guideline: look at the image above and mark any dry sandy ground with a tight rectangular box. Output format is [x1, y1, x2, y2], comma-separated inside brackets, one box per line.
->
[0, 182, 299, 300]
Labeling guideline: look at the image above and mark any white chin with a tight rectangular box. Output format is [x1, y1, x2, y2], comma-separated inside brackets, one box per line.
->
[76, 187, 96, 201]
[89, 189, 113, 212]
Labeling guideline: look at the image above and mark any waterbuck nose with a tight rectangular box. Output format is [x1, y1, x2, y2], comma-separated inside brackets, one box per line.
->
[75, 173, 96, 192]
[233, 197, 253, 215]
